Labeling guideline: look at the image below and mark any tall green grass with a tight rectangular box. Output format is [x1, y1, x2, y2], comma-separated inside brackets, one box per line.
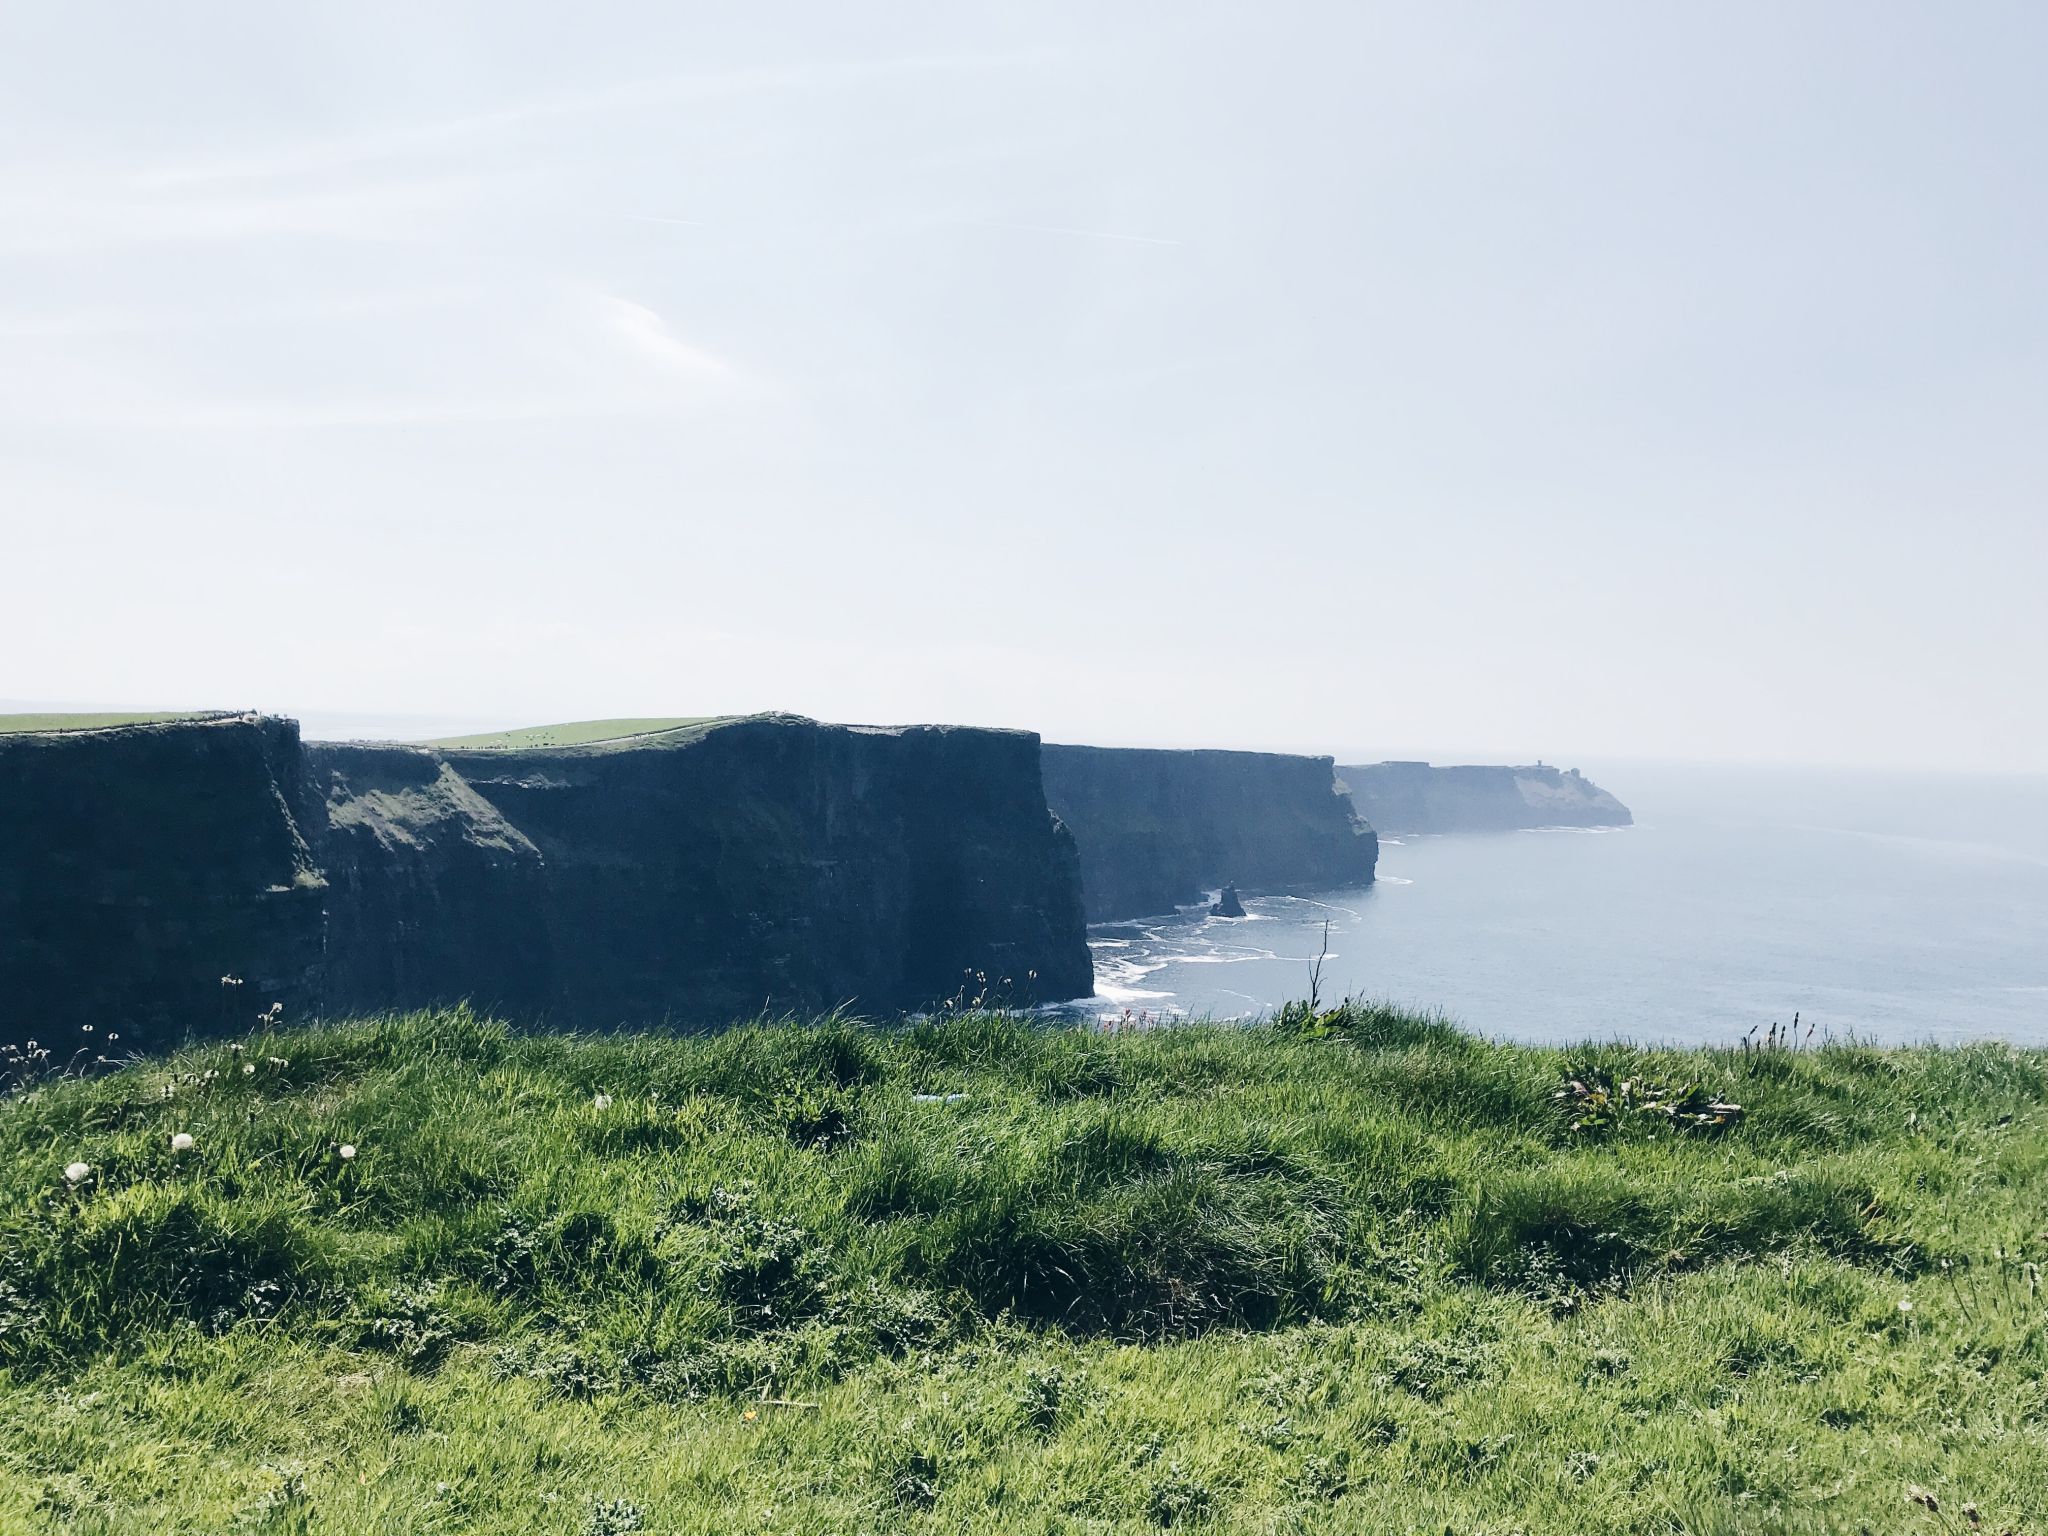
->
[2, 1005, 2044, 1533]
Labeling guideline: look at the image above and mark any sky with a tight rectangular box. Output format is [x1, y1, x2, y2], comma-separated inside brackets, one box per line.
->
[2, 2, 2043, 771]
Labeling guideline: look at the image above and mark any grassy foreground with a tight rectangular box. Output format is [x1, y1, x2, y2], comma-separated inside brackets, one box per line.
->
[2, 1006, 2045, 1534]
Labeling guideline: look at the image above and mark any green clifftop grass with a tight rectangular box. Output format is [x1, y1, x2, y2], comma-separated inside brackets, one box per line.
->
[419, 717, 730, 751]
[0, 712, 227, 735]
[2, 1006, 2045, 1533]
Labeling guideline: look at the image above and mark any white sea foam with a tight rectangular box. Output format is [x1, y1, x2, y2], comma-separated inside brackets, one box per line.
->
[1177, 946, 1283, 965]
[1088, 945, 1174, 1004]
[1097, 987, 1179, 1011]
[1270, 894, 1363, 917]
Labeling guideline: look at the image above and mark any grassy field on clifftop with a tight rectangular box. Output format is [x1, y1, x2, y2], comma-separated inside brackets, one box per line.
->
[2, 1006, 2046, 1534]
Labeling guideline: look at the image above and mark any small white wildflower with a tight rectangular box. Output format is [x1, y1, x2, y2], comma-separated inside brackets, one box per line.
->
[1898, 1297, 1914, 1313]
[338, 1144, 357, 1161]
[170, 1132, 195, 1152]
[242, 1063, 256, 1076]
[592, 1093, 613, 1111]
[64, 1161, 91, 1184]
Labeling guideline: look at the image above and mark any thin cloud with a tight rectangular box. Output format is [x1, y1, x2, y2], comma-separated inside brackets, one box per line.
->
[593, 294, 734, 381]
[0, 166, 495, 256]
[958, 218, 1183, 248]
[0, 286, 501, 339]
[0, 284, 756, 431]
[2, 394, 689, 431]
[138, 52, 1054, 190]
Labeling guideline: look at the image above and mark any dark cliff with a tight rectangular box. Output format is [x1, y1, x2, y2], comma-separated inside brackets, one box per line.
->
[1338, 761, 1632, 835]
[0, 715, 325, 1056]
[2, 713, 1092, 1052]
[431, 715, 1092, 1021]
[1041, 744, 1378, 921]
[306, 743, 554, 1018]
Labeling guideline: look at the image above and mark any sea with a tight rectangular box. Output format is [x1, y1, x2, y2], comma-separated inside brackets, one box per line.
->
[1077, 762, 2048, 1047]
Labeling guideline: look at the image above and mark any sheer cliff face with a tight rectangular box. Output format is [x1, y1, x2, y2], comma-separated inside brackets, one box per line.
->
[355, 717, 1093, 1023]
[1040, 745, 1378, 922]
[0, 716, 325, 1055]
[1337, 762, 1633, 835]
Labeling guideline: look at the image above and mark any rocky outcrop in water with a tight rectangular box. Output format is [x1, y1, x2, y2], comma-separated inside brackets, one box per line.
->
[1338, 761, 1631, 835]
[1041, 744, 1378, 921]
[2, 713, 1093, 1051]
[0, 714, 326, 1058]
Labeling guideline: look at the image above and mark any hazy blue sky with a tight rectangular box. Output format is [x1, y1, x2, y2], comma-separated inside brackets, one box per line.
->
[4, 3, 2043, 769]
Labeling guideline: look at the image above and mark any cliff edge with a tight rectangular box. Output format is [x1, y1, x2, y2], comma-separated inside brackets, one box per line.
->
[2, 712, 1093, 1051]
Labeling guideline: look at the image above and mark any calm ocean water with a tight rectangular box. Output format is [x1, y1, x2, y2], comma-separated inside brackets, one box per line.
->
[1078, 763, 2048, 1046]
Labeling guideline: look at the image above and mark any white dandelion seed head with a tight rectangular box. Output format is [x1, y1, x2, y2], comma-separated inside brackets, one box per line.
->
[592, 1093, 613, 1111]
[170, 1132, 194, 1152]
[339, 1144, 357, 1161]
[242, 1063, 256, 1076]
[1898, 1298, 1914, 1313]
[64, 1161, 91, 1184]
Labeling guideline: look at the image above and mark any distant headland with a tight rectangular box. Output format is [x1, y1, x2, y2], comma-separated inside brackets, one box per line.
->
[1338, 760, 1632, 836]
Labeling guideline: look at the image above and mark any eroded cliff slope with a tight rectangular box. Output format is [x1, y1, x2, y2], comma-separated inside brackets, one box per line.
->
[1338, 761, 1632, 834]
[1041, 744, 1377, 921]
[307, 742, 554, 1018]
